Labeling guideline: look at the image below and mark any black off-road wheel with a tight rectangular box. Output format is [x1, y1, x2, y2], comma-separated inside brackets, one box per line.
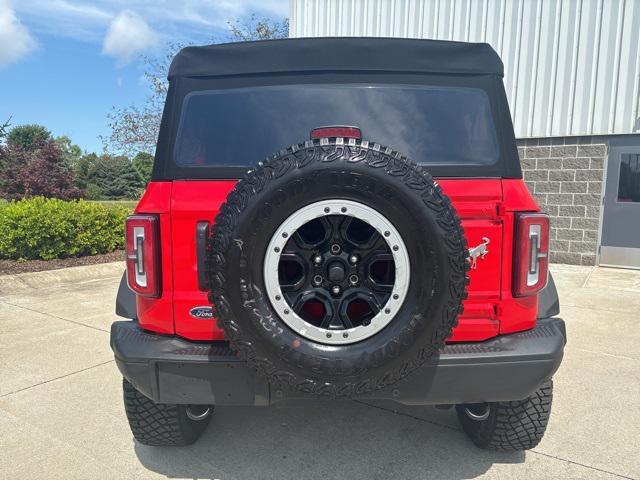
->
[123, 379, 213, 446]
[456, 380, 553, 451]
[208, 138, 469, 396]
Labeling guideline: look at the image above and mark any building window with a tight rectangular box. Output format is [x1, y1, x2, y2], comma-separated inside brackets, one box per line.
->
[618, 154, 640, 203]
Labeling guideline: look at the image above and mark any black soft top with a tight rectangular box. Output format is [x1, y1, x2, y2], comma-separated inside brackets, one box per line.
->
[168, 37, 504, 79]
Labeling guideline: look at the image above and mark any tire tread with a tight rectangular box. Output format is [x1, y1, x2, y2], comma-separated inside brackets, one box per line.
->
[122, 379, 209, 446]
[458, 380, 553, 451]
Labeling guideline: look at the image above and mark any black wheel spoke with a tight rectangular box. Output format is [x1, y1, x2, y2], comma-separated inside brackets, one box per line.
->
[337, 298, 355, 329]
[359, 239, 388, 262]
[319, 307, 338, 329]
[289, 291, 306, 311]
[319, 314, 332, 329]
[326, 215, 342, 239]
[369, 235, 388, 251]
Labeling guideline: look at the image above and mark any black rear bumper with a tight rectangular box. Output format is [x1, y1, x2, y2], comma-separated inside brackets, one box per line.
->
[111, 318, 566, 406]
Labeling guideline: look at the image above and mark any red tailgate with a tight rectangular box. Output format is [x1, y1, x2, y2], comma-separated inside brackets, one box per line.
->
[171, 181, 235, 340]
[439, 180, 503, 341]
[167, 179, 531, 342]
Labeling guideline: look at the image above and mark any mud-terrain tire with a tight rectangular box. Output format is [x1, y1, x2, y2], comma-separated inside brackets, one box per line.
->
[122, 379, 212, 446]
[456, 380, 553, 451]
[207, 138, 469, 396]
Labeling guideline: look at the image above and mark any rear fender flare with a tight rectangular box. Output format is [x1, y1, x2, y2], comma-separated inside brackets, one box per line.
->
[116, 272, 137, 319]
[538, 272, 559, 319]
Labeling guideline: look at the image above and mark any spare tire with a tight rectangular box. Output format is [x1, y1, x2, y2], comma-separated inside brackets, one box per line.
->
[207, 138, 469, 396]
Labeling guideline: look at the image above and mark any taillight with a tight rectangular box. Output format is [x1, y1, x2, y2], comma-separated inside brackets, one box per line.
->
[310, 126, 362, 140]
[513, 213, 549, 297]
[125, 215, 161, 297]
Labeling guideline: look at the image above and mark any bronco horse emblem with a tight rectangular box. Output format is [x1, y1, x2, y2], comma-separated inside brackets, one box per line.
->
[468, 237, 490, 270]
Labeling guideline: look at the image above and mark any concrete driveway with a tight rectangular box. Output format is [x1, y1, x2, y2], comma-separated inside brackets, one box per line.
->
[0, 263, 639, 480]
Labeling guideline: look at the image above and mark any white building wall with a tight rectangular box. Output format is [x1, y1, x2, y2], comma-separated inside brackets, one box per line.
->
[290, 0, 640, 139]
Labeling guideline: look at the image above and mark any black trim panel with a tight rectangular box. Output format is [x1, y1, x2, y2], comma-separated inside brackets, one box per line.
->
[111, 318, 565, 406]
[115, 272, 136, 319]
[538, 272, 560, 319]
[196, 221, 209, 291]
[169, 37, 504, 79]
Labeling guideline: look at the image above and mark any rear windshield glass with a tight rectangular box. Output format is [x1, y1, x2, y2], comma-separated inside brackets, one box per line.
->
[174, 84, 499, 167]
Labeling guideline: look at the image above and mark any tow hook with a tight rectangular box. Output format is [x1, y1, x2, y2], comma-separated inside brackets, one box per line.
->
[468, 237, 490, 270]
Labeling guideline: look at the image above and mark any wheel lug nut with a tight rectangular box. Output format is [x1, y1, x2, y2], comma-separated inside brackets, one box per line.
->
[331, 285, 341, 296]
[313, 275, 323, 285]
[330, 244, 341, 255]
[348, 274, 359, 285]
[313, 255, 322, 264]
[349, 254, 358, 264]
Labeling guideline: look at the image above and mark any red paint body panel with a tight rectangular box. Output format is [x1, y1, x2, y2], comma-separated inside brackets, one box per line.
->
[438, 180, 503, 341]
[133, 182, 174, 334]
[132, 178, 542, 343]
[170, 181, 236, 340]
[502, 179, 540, 212]
[498, 179, 541, 334]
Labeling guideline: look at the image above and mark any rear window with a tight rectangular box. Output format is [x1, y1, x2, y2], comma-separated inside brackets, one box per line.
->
[174, 84, 499, 167]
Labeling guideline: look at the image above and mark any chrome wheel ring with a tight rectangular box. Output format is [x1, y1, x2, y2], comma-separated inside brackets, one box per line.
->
[264, 199, 410, 346]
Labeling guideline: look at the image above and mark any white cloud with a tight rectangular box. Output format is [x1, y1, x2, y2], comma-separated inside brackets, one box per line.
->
[0, 0, 37, 68]
[101, 9, 157, 65]
[15, 0, 112, 41]
[4, 0, 289, 67]
[13, 1, 289, 45]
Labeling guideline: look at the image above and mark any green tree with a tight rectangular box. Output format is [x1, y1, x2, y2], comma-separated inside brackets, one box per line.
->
[87, 155, 144, 199]
[103, 17, 288, 155]
[73, 152, 98, 190]
[0, 139, 82, 200]
[54, 135, 83, 171]
[0, 118, 11, 173]
[0, 117, 11, 143]
[227, 15, 289, 41]
[132, 152, 154, 184]
[6, 124, 51, 152]
[84, 183, 103, 200]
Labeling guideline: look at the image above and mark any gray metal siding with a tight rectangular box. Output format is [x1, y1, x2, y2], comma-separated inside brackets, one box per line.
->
[290, 0, 640, 138]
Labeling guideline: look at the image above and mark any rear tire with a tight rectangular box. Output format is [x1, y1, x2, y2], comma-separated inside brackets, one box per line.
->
[456, 380, 553, 451]
[122, 379, 212, 446]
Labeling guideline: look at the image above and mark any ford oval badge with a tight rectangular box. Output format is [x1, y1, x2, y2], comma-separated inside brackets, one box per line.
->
[189, 306, 214, 319]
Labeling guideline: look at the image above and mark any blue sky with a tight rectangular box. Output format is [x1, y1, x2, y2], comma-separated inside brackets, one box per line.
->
[0, 0, 289, 153]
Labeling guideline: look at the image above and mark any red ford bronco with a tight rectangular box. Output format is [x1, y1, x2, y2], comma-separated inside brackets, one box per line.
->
[112, 37, 565, 451]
